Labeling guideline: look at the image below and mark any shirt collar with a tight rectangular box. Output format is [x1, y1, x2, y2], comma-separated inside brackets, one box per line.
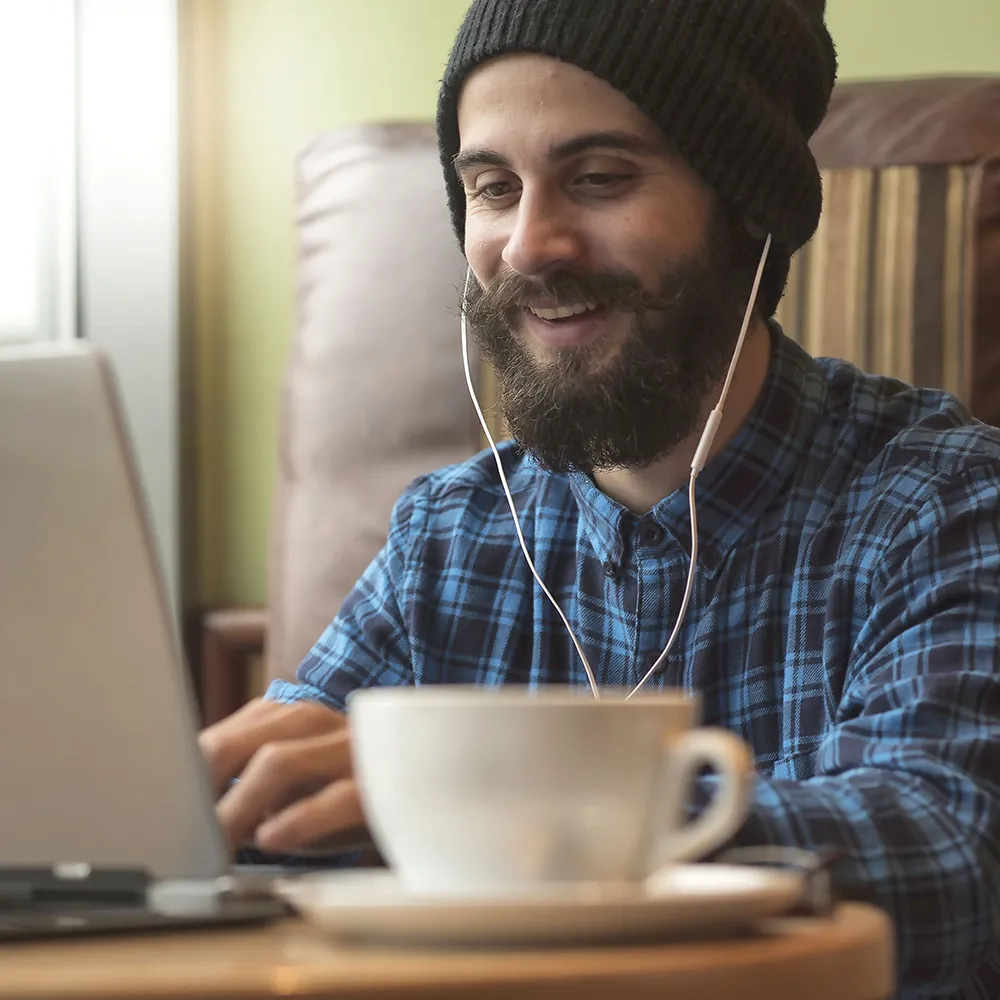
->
[565, 324, 829, 572]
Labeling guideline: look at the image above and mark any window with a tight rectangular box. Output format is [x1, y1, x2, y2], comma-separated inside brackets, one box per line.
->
[0, 0, 77, 343]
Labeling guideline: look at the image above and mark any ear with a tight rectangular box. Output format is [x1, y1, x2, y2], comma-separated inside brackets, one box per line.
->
[745, 219, 768, 241]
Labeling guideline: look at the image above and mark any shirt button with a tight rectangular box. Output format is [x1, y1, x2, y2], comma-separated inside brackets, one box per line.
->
[638, 522, 665, 547]
[603, 560, 620, 580]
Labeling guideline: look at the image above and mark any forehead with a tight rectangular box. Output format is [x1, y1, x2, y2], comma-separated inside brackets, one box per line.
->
[456, 54, 662, 152]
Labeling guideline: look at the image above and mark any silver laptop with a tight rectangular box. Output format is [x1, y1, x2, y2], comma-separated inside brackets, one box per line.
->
[0, 341, 290, 935]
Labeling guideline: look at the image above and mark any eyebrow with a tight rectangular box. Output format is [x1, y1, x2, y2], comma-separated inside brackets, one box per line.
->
[452, 130, 668, 176]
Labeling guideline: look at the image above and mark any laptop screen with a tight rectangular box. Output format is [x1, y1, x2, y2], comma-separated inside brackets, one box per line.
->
[0, 342, 228, 879]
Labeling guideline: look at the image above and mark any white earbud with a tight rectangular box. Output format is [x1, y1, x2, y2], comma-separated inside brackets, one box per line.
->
[461, 234, 773, 700]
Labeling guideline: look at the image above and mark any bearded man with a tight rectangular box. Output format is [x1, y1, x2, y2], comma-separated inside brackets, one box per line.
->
[201, 3, 1000, 996]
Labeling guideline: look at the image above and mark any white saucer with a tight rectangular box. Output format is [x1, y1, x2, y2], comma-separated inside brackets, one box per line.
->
[277, 865, 804, 947]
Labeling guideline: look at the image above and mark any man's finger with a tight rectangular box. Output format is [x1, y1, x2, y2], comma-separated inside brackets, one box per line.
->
[199, 699, 345, 795]
[216, 729, 353, 851]
[254, 779, 365, 854]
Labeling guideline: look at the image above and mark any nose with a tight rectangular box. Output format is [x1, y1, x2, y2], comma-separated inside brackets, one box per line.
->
[501, 188, 585, 278]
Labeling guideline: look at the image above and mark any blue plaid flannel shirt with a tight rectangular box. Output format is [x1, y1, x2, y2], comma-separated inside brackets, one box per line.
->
[268, 327, 1000, 999]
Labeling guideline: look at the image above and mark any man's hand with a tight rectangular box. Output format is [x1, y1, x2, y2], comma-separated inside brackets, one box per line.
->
[198, 699, 365, 854]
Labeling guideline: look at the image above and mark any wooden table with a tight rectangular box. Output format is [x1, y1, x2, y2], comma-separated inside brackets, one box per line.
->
[0, 904, 894, 1000]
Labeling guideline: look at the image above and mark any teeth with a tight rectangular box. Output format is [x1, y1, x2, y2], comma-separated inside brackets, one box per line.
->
[530, 302, 599, 321]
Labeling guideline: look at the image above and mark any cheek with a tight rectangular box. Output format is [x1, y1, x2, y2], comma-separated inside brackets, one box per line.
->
[609, 185, 714, 273]
[597, 225, 670, 287]
[464, 214, 508, 284]
[603, 210, 705, 288]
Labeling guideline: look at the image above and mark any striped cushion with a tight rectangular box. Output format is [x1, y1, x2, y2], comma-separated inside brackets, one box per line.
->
[777, 166, 978, 403]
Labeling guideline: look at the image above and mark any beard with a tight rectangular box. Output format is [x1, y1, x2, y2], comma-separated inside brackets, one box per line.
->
[463, 209, 764, 474]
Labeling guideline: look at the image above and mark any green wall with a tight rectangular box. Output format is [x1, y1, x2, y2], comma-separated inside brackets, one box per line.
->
[215, 0, 470, 605]
[210, 0, 1000, 607]
[830, 0, 1000, 79]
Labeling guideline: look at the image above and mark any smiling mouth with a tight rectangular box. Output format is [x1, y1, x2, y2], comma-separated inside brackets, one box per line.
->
[527, 301, 602, 321]
[517, 301, 619, 350]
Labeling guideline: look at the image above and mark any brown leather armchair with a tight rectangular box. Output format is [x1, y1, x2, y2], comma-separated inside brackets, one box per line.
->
[198, 124, 471, 723]
[198, 77, 1000, 725]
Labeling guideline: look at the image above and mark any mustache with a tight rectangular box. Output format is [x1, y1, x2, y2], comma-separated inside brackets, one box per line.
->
[464, 268, 680, 328]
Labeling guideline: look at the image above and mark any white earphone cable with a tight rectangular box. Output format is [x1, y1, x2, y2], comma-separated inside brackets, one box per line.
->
[626, 235, 772, 699]
[461, 234, 772, 701]
[461, 282, 603, 699]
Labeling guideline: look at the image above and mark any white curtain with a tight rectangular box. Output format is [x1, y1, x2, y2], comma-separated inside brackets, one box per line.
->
[0, 0, 77, 344]
[0, 0, 181, 610]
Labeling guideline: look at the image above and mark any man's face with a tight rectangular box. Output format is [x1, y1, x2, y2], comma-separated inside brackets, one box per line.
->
[455, 54, 762, 473]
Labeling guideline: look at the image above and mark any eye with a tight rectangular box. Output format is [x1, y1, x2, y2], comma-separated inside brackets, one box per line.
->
[479, 181, 515, 200]
[467, 175, 521, 207]
[576, 172, 634, 191]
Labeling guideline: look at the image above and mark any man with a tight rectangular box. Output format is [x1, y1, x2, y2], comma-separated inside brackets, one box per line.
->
[200, 1, 1000, 995]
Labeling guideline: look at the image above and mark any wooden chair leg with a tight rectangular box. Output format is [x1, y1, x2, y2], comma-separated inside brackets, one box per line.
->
[198, 607, 268, 726]
[200, 631, 242, 725]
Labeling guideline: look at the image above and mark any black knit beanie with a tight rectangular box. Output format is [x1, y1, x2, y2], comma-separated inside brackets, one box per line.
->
[437, 0, 838, 255]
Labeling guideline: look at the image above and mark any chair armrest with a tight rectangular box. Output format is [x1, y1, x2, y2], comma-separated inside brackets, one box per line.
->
[199, 606, 268, 726]
[203, 606, 268, 650]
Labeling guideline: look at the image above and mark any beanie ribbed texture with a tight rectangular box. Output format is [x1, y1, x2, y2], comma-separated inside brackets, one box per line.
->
[437, 0, 838, 254]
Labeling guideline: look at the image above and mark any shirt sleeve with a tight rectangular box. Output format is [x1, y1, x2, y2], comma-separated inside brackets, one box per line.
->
[721, 463, 1000, 996]
[264, 477, 425, 714]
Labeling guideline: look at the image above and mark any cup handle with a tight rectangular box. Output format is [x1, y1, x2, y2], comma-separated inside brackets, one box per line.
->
[649, 728, 755, 868]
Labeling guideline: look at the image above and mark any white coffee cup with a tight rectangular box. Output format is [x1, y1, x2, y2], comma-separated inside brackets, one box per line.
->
[349, 687, 754, 897]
